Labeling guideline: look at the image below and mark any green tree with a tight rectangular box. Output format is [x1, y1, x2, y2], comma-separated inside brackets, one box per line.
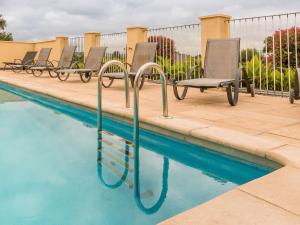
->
[0, 15, 13, 41]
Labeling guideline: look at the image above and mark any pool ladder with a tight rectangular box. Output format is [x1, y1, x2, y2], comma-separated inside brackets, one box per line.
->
[97, 61, 171, 214]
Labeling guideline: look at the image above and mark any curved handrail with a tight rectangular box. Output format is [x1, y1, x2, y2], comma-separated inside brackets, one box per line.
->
[97, 141, 130, 189]
[133, 62, 169, 151]
[132, 62, 170, 214]
[97, 60, 130, 149]
[134, 153, 169, 214]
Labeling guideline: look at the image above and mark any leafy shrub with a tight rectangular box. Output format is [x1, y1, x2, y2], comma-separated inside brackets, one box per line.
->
[0, 15, 13, 41]
[243, 55, 295, 91]
[264, 27, 300, 68]
[148, 35, 175, 62]
[157, 55, 202, 80]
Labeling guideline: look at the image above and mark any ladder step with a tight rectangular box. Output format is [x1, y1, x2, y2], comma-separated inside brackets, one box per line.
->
[101, 149, 134, 172]
[100, 130, 133, 147]
[99, 159, 133, 189]
[101, 138, 133, 159]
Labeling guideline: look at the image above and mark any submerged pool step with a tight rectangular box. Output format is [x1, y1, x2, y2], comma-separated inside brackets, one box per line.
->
[101, 149, 134, 172]
[101, 130, 133, 146]
[99, 159, 133, 189]
[101, 138, 134, 159]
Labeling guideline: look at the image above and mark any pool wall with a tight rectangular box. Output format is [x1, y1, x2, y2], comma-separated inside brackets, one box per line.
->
[0, 81, 282, 170]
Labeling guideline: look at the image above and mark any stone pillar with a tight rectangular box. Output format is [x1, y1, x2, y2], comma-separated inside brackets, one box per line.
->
[200, 14, 231, 59]
[126, 26, 148, 68]
[84, 32, 100, 60]
[54, 36, 68, 61]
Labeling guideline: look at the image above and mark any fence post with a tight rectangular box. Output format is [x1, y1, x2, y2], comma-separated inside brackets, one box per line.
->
[84, 32, 100, 60]
[200, 14, 231, 59]
[126, 27, 148, 68]
[54, 36, 68, 61]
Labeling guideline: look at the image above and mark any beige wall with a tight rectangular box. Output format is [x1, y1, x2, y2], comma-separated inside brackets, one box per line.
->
[0, 36, 68, 68]
[34, 40, 56, 62]
[126, 26, 148, 68]
[200, 14, 231, 60]
[0, 41, 35, 68]
[84, 32, 100, 60]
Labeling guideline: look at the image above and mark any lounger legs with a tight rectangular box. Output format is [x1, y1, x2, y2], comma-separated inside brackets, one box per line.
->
[79, 72, 92, 83]
[12, 66, 23, 73]
[57, 72, 70, 81]
[32, 70, 43, 77]
[102, 78, 114, 88]
[173, 84, 188, 100]
[130, 76, 145, 90]
[48, 70, 58, 78]
[226, 83, 239, 106]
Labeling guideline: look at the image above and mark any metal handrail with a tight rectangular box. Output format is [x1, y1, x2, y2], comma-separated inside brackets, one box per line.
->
[97, 60, 130, 148]
[132, 62, 170, 214]
[133, 62, 170, 155]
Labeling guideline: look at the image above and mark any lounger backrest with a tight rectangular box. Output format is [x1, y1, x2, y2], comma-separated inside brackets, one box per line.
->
[36, 48, 52, 66]
[84, 47, 107, 71]
[22, 51, 37, 65]
[204, 38, 240, 79]
[58, 46, 76, 68]
[130, 42, 158, 73]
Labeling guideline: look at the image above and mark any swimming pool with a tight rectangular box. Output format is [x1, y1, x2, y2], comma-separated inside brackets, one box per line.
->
[0, 83, 274, 225]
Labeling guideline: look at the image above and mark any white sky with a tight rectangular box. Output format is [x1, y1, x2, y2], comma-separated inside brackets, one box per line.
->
[1, 0, 300, 41]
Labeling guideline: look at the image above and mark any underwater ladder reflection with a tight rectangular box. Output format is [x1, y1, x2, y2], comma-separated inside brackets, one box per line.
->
[97, 133, 169, 214]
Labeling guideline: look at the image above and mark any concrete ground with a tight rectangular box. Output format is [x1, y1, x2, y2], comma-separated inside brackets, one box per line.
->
[0, 71, 300, 225]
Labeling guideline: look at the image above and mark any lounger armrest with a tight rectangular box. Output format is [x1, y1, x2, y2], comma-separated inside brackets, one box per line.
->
[13, 59, 22, 64]
[50, 60, 59, 67]
[70, 61, 81, 69]
[187, 65, 204, 79]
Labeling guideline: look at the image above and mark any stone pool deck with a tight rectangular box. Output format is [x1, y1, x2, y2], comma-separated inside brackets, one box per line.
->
[0, 71, 300, 224]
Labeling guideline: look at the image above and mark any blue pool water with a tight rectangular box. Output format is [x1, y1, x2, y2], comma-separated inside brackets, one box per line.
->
[0, 83, 273, 225]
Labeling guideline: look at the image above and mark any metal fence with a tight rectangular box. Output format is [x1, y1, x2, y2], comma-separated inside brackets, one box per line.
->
[100, 32, 127, 72]
[229, 12, 300, 96]
[68, 36, 84, 53]
[147, 24, 201, 81]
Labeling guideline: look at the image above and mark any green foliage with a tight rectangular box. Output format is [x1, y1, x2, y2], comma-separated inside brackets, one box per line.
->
[264, 27, 300, 68]
[243, 55, 295, 92]
[0, 15, 13, 41]
[72, 52, 84, 68]
[241, 48, 259, 63]
[157, 55, 202, 80]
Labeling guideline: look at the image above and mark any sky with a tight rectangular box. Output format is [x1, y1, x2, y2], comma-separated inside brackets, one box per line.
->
[1, 0, 300, 41]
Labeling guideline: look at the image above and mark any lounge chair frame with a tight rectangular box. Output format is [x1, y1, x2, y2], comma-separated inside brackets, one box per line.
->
[173, 38, 253, 106]
[30, 46, 76, 78]
[289, 68, 300, 104]
[3, 51, 37, 72]
[56, 47, 107, 83]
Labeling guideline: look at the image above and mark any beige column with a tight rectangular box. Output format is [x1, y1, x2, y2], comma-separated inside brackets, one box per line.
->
[53, 36, 68, 61]
[126, 26, 148, 67]
[200, 14, 231, 59]
[84, 32, 100, 60]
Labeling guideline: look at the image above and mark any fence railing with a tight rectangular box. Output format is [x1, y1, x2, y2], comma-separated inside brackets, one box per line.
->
[68, 36, 84, 53]
[147, 24, 201, 81]
[100, 32, 127, 72]
[229, 12, 300, 96]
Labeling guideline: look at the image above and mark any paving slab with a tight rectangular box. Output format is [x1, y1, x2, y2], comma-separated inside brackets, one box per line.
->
[239, 166, 300, 216]
[159, 189, 300, 225]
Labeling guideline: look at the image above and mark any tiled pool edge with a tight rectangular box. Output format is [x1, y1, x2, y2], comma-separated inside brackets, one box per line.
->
[1, 79, 300, 225]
